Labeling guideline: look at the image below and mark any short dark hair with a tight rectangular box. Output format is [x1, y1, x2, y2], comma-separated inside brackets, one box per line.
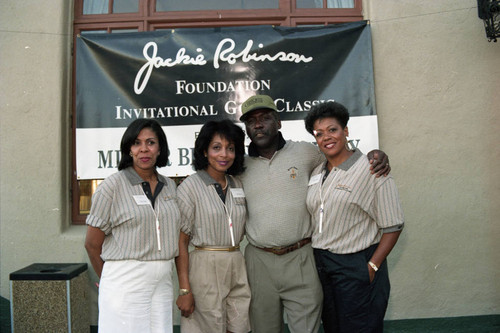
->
[304, 101, 350, 135]
[118, 119, 169, 170]
[193, 120, 246, 175]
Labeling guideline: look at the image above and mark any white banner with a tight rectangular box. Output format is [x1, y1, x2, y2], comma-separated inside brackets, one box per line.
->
[76, 116, 378, 179]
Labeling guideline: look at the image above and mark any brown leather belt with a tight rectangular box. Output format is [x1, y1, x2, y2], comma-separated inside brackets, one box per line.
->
[256, 238, 311, 255]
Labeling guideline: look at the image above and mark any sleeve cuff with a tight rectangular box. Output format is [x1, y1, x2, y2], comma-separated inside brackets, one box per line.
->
[86, 215, 112, 235]
[382, 223, 404, 233]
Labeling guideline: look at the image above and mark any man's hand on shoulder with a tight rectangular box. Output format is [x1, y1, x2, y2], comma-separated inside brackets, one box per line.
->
[367, 150, 390, 178]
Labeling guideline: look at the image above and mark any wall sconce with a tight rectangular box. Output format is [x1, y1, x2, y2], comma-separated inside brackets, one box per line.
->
[477, 0, 500, 42]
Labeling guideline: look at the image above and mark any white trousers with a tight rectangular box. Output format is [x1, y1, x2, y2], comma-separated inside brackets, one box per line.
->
[98, 259, 174, 333]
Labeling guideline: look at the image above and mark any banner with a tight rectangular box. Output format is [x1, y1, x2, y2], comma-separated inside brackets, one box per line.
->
[76, 21, 377, 179]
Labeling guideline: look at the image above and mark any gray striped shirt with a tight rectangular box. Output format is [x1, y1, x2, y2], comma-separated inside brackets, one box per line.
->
[86, 167, 180, 260]
[177, 170, 247, 247]
[306, 149, 404, 254]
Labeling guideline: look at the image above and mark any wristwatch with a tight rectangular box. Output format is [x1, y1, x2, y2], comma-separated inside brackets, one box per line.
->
[179, 288, 191, 296]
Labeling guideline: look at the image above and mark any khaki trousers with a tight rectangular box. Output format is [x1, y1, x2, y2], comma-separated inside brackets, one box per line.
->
[245, 243, 323, 333]
[181, 249, 251, 333]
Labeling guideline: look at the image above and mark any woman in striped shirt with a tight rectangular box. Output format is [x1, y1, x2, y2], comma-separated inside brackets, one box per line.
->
[85, 119, 180, 333]
[304, 102, 404, 333]
[175, 120, 251, 333]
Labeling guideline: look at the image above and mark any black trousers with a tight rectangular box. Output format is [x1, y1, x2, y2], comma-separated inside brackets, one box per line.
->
[313, 244, 390, 333]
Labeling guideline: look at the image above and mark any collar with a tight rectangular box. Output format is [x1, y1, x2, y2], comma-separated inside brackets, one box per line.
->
[198, 170, 232, 202]
[197, 169, 219, 186]
[197, 169, 235, 187]
[322, 149, 363, 172]
[123, 167, 166, 185]
[248, 131, 286, 157]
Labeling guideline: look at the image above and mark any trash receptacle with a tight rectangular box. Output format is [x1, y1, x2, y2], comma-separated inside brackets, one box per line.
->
[9, 263, 89, 333]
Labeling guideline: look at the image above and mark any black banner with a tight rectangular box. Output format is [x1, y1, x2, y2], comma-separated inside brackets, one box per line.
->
[76, 21, 375, 128]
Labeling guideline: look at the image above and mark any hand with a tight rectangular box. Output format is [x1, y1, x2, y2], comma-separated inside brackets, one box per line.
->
[176, 293, 195, 317]
[368, 150, 390, 178]
[367, 263, 376, 283]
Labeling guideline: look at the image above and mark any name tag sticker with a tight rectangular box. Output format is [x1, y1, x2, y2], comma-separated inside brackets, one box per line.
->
[230, 188, 245, 198]
[133, 195, 150, 205]
[308, 174, 322, 186]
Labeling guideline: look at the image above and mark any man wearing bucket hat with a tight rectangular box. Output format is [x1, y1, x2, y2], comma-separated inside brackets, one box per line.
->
[238, 95, 390, 333]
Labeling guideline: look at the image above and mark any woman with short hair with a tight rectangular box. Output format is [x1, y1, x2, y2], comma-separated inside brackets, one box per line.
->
[304, 101, 404, 333]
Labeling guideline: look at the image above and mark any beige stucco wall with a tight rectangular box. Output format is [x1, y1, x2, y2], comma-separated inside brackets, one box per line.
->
[364, 0, 500, 319]
[0, 0, 498, 326]
[0, 0, 90, 307]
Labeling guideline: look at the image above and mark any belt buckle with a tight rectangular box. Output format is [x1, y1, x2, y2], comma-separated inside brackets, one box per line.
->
[272, 246, 287, 255]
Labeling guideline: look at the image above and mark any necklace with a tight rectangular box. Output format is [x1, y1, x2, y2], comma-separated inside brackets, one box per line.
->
[222, 176, 228, 191]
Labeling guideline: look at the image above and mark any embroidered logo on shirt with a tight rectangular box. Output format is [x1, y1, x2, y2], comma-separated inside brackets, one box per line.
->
[335, 184, 352, 192]
[288, 167, 298, 179]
